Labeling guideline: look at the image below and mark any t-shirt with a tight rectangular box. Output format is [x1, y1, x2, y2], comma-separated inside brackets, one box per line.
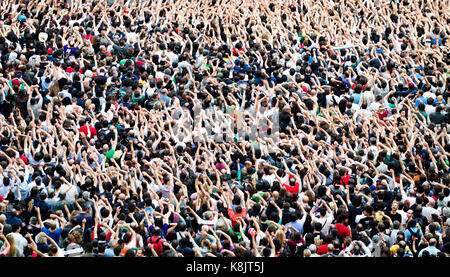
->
[386, 211, 402, 224]
[340, 174, 351, 186]
[252, 192, 264, 203]
[317, 243, 329, 255]
[335, 223, 351, 239]
[79, 125, 97, 138]
[8, 233, 28, 257]
[282, 182, 300, 194]
[348, 204, 363, 228]
[42, 226, 63, 246]
[74, 213, 94, 229]
[103, 149, 115, 162]
[228, 208, 247, 228]
[64, 243, 85, 257]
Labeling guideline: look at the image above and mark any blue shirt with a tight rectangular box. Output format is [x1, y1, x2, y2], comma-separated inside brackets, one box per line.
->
[415, 97, 427, 107]
[34, 201, 51, 216]
[432, 99, 446, 106]
[0, 185, 10, 198]
[159, 94, 171, 107]
[418, 246, 440, 257]
[42, 226, 63, 246]
[104, 248, 116, 257]
[6, 216, 22, 226]
[404, 226, 423, 242]
[285, 220, 304, 236]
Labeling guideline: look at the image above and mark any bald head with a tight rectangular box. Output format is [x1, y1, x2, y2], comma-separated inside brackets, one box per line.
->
[0, 214, 6, 224]
[429, 238, 437, 246]
[327, 243, 334, 253]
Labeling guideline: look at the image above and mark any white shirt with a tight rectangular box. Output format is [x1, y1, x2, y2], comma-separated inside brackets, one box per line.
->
[8, 232, 28, 257]
[311, 214, 334, 235]
[262, 174, 276, 186]
[60, 184, 78, 203]
[422, 206, 439, 221]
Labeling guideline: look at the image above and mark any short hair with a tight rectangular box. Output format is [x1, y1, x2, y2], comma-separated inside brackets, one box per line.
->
[11, 223, 20, 232]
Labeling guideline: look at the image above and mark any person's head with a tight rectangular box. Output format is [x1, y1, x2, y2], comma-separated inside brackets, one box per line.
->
[125, 249, 136, 257]
[393, 220, 401, 230]
[11, 223, 20, 233]
[47, 244, 59, 256]
[377, 223, 386, 233]
[429, 238, 437, 247]
[337, 214, 348, 225]
[327, 243, 334, 254]
[314, 222, 323, 233]
[303, 248, 311, 257]
[391, 202, 399, 212]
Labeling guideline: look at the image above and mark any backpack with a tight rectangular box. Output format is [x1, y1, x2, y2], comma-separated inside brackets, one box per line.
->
[407, 227, 422, 253]
[408, 227, 420, 236]
[148, 236, 164, 255]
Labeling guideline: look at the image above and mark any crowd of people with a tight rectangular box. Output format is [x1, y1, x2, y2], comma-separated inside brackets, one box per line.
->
[0, 0, 449, 258]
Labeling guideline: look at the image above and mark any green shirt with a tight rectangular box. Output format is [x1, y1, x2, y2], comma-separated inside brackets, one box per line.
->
[415, 111, 427, 122]
[103, 149, 115, 161]
[252, 192, 264, 203]
[228, 228, 243, 242]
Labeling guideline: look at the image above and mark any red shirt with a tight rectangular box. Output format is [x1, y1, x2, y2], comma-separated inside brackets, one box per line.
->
[79, 125, 97, 138]
[377, 109, 388, 120]
[335, 223, 351, 239]
[317, 243, 329, 255]
[228, 208, 247, 228]
[282, 182, 300, 194]
[340, 174, 351, 186]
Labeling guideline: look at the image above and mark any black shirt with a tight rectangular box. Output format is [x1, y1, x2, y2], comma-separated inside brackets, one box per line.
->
[295, 242, 312, 257]
[359, 216, 376, 230]
[386, 211, 402, 224]
[371, 201, 387, 212]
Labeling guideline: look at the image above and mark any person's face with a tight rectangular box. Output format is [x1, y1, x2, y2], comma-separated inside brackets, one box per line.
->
[392, 203, 398, 212]
[407, 210, 413, 218]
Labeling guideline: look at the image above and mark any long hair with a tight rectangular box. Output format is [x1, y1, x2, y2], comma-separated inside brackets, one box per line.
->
[275, 230, 286, 249]
[6, 234, 16, 257]
[279, 187, 287, 201]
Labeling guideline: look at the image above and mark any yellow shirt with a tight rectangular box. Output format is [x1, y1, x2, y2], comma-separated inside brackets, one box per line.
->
[390, 244, 411, 256]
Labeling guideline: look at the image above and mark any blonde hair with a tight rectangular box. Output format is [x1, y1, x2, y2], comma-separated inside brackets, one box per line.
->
[275, 230, 286, 248]
[303, 249, 311, 257]
[6, 234, 16, 257]
[37, 234, 47, 244]
[305, 190, 315, 203]
[72, 230, 83, 244]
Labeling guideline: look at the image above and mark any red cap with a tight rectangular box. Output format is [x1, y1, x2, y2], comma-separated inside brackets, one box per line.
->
[11, 79, 21, 87]
[0, 195, 3, 202]
[20, 155, 28, 165]
[136, 61, 144, 68]
[47, 48, 53, 55]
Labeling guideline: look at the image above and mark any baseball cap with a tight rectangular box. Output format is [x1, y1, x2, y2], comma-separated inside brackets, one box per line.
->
[47, 48, 53, 55]
[11, 79, 21, 87]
